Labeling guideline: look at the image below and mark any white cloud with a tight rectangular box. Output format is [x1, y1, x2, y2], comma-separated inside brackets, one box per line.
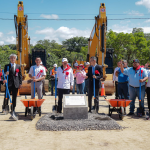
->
[0, 41, 4, 45]
[110, 24, 150, 34]
[5, 36, 16, 44]
[135, 0, 150, 12]
[0, 32, 3, 38]
[40, 14, 59, 19]
[0, 31, 16, 45]
[145, 19, 150, 23]
[111, 24, 133, 33]
[7, 31, 15, 35]
[35, 26, 90, 43]
[124, 10, 144, 16]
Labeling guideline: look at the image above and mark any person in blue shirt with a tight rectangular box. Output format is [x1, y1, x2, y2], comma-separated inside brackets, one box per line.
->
[120, 59, 148, 116]
[115, 60, 129, 99]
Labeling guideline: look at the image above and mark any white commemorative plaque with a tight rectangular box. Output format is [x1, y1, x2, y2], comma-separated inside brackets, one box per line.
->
[65, 96, 85, 106]
[63, 94, 88, 119]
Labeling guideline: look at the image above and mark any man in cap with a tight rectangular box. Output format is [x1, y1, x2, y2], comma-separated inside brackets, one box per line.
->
[72, 62, 79, 94]
[115, 60, 129, 99]
[86, 56, 103, 113]
[84, 62, 90, 95]
[120, 59, 148, 115]
[56, 58, 74, 113]
[50, 64, 57, 96]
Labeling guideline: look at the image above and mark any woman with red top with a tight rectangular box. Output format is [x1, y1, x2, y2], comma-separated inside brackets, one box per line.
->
[75, 64, 86, 94]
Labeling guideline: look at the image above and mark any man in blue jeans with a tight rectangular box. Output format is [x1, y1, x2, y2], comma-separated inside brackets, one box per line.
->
[116, 60, 129, 99]
[120, 59, 148, 115]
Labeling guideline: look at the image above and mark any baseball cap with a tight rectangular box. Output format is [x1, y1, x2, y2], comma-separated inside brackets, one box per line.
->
[62, 58, 68, 62]
[74, 62, 78, 66]
[53, 64, 57, 67]
[133, 59, 139, 63]
[86, 62, 90, 65]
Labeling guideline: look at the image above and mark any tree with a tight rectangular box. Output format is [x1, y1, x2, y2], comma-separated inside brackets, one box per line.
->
[62, 37, 88, 52]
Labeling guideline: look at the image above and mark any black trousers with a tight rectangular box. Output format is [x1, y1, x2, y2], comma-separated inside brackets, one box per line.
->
[146, 87, 150, 111]
[58, 88, 70, 112]
[88, 88, 99, 111]
[115, 81, 119, 99]
[3, 84, 18, 110]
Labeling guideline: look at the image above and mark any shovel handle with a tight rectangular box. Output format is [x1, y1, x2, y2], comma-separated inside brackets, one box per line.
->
[2, 69, 12, 104]
[5, 66, 9, 99]
[139, 68, 141, 102]
[55, 67, 57, 105]
[93, 66, 95, 99]
[33, 66, 35, 99]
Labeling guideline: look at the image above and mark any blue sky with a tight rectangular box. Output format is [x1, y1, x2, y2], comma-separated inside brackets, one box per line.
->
[0, 0, 150, 45]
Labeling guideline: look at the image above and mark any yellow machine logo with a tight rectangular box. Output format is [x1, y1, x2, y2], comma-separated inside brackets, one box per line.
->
[18, 6, 23, 11]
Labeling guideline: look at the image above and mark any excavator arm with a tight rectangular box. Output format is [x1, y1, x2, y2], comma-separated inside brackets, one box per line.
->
[87, 3, 108, 79]
[14, 1, 30, 79]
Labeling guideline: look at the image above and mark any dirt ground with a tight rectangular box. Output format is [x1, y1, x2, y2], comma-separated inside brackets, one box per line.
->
[0, 92, 150, 150]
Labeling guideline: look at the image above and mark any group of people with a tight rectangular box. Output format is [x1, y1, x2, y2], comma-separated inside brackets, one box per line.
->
[113, 59, 150, 115]
[50, 61, 91, 96]
[2, 53, 149, 118]
[1, 54, 103, 117]
[50, 57, 103, 113]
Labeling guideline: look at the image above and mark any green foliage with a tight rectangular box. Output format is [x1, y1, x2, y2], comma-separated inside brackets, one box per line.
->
[62, 36, 88, 52]
[106, 28, 150, 67]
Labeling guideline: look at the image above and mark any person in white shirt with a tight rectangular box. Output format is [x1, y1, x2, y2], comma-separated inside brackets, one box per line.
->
[29, 57, 46, 100]
[56, 58, 74, 113]
[113, 61, 121, 99]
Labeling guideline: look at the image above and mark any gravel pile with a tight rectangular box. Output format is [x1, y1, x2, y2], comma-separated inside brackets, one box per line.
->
[36, 113, 122, 131]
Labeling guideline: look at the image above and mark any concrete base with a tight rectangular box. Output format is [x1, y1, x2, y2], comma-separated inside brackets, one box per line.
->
[63, 107, 88, 120]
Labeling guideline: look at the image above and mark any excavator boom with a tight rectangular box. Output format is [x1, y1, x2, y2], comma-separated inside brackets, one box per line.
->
[87, 3, 114, 95]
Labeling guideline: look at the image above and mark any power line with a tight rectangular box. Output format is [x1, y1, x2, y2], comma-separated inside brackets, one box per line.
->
[0, 12, 148, 16]
[1, 18, 150, 21]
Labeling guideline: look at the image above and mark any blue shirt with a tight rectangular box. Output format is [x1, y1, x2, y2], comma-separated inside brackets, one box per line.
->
[123, 67, 148, 87]
[118, 68, 129, 83]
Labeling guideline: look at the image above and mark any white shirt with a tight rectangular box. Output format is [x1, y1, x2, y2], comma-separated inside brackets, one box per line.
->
[57, 66, 74, 89]
[29, 65, 46, 79]
[147, 70, 150, 87]
[113, 67, 119, 81]
[11, 63, 16, 72]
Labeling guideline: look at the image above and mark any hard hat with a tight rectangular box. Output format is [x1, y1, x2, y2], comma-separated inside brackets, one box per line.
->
[62, 58, 68, 62]
[86, 62, 90, 65]
[53, 64, 57, 67]
[74, 62, 78, 66]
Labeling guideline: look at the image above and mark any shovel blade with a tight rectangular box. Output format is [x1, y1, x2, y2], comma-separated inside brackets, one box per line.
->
[11, 112, 18, 121]
[137, 107, 143, 117]
[52, 105, 58, 113]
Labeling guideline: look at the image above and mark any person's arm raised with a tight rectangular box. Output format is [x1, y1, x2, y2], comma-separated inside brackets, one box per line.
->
[120, 60, 124, 73]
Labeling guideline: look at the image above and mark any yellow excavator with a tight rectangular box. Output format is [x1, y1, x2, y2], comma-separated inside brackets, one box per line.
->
[13, 1, 49, 94]
[87, 3, 114, 95]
